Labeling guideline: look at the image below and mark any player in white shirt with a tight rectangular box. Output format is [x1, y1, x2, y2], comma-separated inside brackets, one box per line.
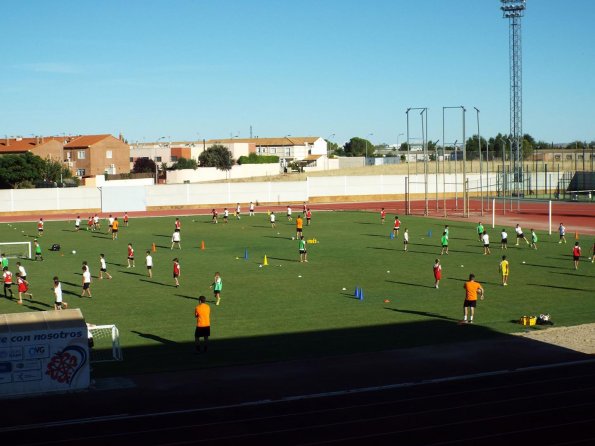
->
[145, 251, 153, 278]
[53, 276, 66, 310]
[482, 231, 491, 255]
[249, 201, 255, 216]
[81, 266, 92, 298]
[107, 215, 115, 233]
[558, 223, 567, 244]
[16, 262, 27, 280]
[500, 229, 508, 250]
[75, 216, 81, 231]
[223, 208, 229, 223]
[403, 228, 409, 251]
[270, 211, 276, 228]
[286, 206, 292, 221]
[99, 254, 112, 279]
[171, 231, 181, 249]
[515, 224, 529, 245]
[235, 203, 241, 220]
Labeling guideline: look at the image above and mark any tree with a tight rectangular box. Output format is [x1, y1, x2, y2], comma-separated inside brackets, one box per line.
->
[399, 142, 409, 151]
[326, 140, 340, 157]
[0, 152, 44, 188]
[40, 157, 75, 184]
[465, 135, 489, 160]
[199, 145, 234, 171]
[344, 137, 374, 157]
[169, 157, 198, 170]
[132, 157, 157, 174]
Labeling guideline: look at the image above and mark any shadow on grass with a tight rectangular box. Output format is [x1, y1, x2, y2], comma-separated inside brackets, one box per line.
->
[367, 246, 396, 251]
[139, 279, 173, 287]
[119, 270, 144, 277]
[548, 271, 592, 278]
[90, 319, 591, 379]
[386, 308, 458, 321]
[355, 222, 376, 225]
[386, 280, 435, 289]
[527, 283, 591, 292]
[152, 234, 171, 238]
[363, 234, 392, 238]
[268, 256, 296, 262]
[446, 277, 502, 286]
[175, 293, 199, 301]
[131, 330, 179, 345]
[263, 236, 289, 240]
[107, 262, 127, 267]
[91, 235, 112, 240]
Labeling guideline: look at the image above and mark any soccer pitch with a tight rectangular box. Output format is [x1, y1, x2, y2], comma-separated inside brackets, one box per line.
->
[3, 211, 594, 377]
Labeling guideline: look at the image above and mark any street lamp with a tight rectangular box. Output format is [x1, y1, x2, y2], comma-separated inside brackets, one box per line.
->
[396, 133, 404, 149]
[365, 133, 374, 165]
[326, 133, 335, 170]
[474, 107, 484, 216]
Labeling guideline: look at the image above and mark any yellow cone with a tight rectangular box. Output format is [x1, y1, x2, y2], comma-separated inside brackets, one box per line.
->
[263, 255, 269, 266]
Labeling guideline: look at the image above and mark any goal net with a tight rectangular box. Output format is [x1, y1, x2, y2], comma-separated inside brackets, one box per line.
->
[87, 324, 123, 363]
[0, 241, 32, 259]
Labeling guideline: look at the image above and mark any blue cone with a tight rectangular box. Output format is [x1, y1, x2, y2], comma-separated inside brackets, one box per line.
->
[244, 248, 248, 260]
[359, 288, 364, 301]
[428, 230, 432, 237]
[390, 232, 394, 239]
[354, 287, 359, 297]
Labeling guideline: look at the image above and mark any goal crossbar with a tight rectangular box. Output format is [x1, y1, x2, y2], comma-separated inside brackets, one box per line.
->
[0, 241, 32, 259]
[88, 324, 123, 363]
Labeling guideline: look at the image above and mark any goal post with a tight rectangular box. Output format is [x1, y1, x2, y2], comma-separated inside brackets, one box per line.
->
[87, 324, 123, 363]
[0, 241, 32, 259]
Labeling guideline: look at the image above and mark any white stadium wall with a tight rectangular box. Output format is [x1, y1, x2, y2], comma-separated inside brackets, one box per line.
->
[0, 172, 569, 215]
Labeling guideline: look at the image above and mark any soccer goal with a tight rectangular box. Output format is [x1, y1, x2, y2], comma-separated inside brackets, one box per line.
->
[0, 241, 32, 259]
[87, 324, 123, 363]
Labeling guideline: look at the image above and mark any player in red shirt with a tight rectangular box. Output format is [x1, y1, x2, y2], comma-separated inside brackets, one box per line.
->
[433, 259, 442, 289]
[380, 208, 386, 224]
[3, 267, 14, 299]
[16, 272, 33, 304]
[127, 243, 135, 268]
[123, 212, 129, 227]
[573, 242, 582, 270]
[173, 258, 181, 288]
[211, 209, 218, 224]
[174, 217, 181, 232]
[393, 216, 401, 238]
[37, 218, 44, 236]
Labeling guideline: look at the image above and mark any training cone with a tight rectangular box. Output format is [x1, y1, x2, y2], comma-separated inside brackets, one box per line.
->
[359, 288, 364, 301]
[428, 230, 432, 237]
[152, 243, 156, 252]
[244, 248, 248, 260]
[390, 232, 394, 240]
[354, 287, 359, 297]
[575, 232, 579, 240]
[201, 240, 205, 250]
[263, 255, 268, 266]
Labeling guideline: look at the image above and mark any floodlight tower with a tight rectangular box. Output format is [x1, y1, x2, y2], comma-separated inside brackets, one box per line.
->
[501, 0, 526, 196]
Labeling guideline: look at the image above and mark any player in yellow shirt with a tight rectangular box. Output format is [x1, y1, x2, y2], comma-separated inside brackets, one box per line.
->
[499, 255, 509, 286]
[296, 215, 303, 240]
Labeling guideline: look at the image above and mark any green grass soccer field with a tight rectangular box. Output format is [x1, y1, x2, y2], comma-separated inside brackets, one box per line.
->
[2, 211, 594, 377]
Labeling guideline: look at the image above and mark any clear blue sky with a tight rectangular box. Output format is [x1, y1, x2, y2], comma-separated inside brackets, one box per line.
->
[1, 0, 593, 146]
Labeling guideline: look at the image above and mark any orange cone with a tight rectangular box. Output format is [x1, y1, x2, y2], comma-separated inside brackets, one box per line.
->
[200, 240, 205, 250]
[152, 243, 156, 252]
[575, 232, 579, 240]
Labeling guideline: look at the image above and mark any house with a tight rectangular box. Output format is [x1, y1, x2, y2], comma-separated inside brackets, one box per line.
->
[64, 134, 130, 177]
[130, 137, 329, 169]
[0, 136, 63, 160]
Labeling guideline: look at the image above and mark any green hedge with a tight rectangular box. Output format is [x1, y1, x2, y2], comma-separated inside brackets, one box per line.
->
[237, 153, 279, 165]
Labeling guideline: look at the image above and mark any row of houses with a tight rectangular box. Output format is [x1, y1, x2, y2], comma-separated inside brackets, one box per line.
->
[0, 135, 329, 179]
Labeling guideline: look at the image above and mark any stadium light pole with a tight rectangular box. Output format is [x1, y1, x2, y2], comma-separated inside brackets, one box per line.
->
[420, 109, 429, 215]
[406, 109, 411, 178]
[156, 136, 166, 184]
[474, 107, 483, 216]
[461, 106, 467, 217]
[431, 139, 440, 211]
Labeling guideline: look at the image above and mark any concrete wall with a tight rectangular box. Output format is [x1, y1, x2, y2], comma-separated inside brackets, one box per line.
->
[166, 164, 282, 184]
[0, 171, 571, 215]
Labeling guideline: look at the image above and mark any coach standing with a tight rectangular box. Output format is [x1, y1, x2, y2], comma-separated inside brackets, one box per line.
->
[194, 295, 211, 354]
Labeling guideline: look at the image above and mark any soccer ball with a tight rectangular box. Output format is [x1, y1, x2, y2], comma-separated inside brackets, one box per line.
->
[72, 250, 76, 254]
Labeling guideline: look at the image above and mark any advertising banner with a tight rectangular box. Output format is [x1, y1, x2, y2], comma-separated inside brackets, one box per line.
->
[0, 309, 90, 397]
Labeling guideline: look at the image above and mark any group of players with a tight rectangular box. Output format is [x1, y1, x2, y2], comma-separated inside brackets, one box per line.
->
[382, 209, 595, 324]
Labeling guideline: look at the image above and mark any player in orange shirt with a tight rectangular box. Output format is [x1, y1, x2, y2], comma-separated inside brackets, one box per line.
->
[296, 215, 303, 239]
[111, 218, 119, 240]
[462, 273, 484, 324]
[194, 295, 211, 353]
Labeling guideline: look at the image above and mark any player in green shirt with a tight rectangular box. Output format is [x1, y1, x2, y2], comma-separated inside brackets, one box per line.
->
[299, 236, 308, 263]
[476, 222, 484, 241]
[530, 229, 538, 250]
[440, 232, 449, 255]
[34, 240, 43, 261]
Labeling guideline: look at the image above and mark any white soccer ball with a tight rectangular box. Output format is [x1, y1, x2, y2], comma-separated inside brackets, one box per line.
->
[72, 250, 76, 254]
[522, 261, 526, 264]
[259, 264, 262, 268]
[386, 270, 390, 273]
[460, 265, 464, 267]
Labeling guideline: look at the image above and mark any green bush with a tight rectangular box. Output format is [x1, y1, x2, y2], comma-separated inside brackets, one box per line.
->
[237, 153, 279, 165]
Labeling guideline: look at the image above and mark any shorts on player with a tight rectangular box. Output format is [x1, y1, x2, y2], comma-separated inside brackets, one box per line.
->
[299, 249, 307, 254]
[83, 283, 90, 290]
[38, 229, 44, 232]
[75, 224, 80, 229]
[128, 256, 134, 260]
[573, 255, 580, 261]
[195, 326, 211, 338]
[112, 229, 118, 234]
[517, 233, 524, 238]
[501, 239, 508, 244]
[463, 299, 477, 308]
[175, 228, 180, 232]
[173, 273, 179, 278]
[297, 228, 303, 233]
[442, 244, 448, 248]
[147, 266, 152, 270]
[55, 301, 64, 309]
[404, 240, 408, 244]
[100, 268, 106, 272]
[484, 244, 490, 248]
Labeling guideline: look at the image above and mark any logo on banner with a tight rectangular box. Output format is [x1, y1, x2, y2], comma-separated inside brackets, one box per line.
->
[45, 345, 88, 385]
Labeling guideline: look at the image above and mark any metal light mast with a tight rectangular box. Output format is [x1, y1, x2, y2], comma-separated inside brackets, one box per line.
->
[501, 0, 526, 196]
